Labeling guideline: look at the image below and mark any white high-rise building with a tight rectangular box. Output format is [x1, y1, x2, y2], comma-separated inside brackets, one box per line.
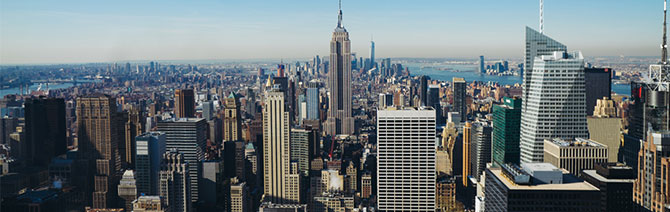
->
[377, 107, 436, 211]
[263, 88, 300, 204]
[520, 51, 588, 163]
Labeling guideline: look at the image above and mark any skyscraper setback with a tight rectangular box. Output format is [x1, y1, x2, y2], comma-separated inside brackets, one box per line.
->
[325, 2, 354, 136]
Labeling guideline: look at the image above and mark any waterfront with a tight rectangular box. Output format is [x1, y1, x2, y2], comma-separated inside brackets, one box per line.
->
[406, 63, 631, 96]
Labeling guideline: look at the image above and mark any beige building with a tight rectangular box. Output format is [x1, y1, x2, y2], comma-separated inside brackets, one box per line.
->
[263, 88, 300, 204]
[312, 192, 354, 212]
[230, 177, 249, 212]
[132, 196, 167, 212]
[587, 97, 622, 162]
[361, 173, 372, 199]
[543, 138, 608, 177]
[77, 94, 121, 208]
[223, 92, 242, 142]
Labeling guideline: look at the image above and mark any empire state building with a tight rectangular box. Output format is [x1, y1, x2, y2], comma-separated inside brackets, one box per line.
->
[326, 2, 354, 136]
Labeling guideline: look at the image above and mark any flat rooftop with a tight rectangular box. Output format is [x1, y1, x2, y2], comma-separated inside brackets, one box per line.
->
[490, 168, 599, 191]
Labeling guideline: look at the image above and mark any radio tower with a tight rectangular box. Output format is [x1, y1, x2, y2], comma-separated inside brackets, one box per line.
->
[540, 0, 544, 34]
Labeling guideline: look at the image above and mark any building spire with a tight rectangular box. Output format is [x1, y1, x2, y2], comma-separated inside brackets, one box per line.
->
[337, 0, 343, 28]
[540, 0, 544, 34]
[663, 0, 668, 64]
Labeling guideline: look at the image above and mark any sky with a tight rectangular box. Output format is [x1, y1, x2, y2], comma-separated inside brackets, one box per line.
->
[0, 0, 663, 64]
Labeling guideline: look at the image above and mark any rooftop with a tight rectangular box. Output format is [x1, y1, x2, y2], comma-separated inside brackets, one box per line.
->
[546, 138, 606, 148]
[490, 168, 598, 191]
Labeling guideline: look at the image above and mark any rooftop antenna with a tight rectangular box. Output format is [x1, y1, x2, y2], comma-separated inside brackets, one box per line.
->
[337, 0, 343, 28]
[663, 0, 668, 64]
[540, 0, 544, 34]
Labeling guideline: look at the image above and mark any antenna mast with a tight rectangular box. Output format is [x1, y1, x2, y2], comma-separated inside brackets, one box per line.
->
[540, 0, 544, 34]
[663, 0, 668, 64]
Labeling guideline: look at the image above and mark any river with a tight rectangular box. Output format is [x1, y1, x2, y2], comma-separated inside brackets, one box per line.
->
[406, 63, 630, 96]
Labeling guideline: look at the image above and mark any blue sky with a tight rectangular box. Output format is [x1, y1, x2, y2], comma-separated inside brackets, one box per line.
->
[0, 0, 662, 64]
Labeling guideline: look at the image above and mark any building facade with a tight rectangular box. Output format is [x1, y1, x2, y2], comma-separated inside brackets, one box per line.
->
[520, 51, 588, 163]
[543, 138, 608, 177]
[492, 97, 521, 166]
[377, 108, 436, 211]
[325, 5, 354, 136]
[135, 132, 166, 196]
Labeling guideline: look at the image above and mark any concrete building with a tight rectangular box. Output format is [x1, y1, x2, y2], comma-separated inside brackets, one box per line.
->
[159, 151, 191, 212]
[581, 163, 635, 212]
[77, 94, 121, 208]
[135, 132, 166, 196]
[521, 51, 588, 163]
[223, 92, 243, 142]
[263, 88, 300, 204]
[174, 89, 195, 118]
[543, 138, 608, 177]
[484, 163, 599, 211]
[633, 132, 670, 211]
[587, 97, 622, 162]
[469, 120, 492, 182]
[117, 170, 137, 211]
[132, 196, 167, 212]
[377, 107, 436, 211]
[452, 77, 467, 121]
[230, 177, 249, 212]
[156, 118, 207, 202]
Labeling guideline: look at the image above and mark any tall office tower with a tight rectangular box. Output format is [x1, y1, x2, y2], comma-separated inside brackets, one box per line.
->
[77, 94, 121, 208]
[520, 51, 588, 163]
[427, 85, 442, 123]
[199, 160, 225, 210]
[636, 132, 670, 211]
[159, 151, 191, 212]
[0, 117, 18, 145]
[345, 161, 357, 193]
[325, 2, 354, 136]
[452, 77, 467, 121]
[234, 141, 247, 181]
[469, 121, 492, 182]
[461, 122, 472, 187]
[263, 88, 300, 204]
[543, 138, 608, 177]
[202, 101, 215, 121]
[524, 26, 567, 106]
[492, 97, 522, 166]
[223, 92, 242, 142]
[377, 108, 436, 211]
[132, 196, 167, 212]
[290, 129, 311, 175]
[369, 39, 375, 70]
[584, 68, 612, 116]
[485, 163, 600, 211]
[587, 97, 622, 162]
[135, 132, 166, 196]
[207, 118, 222, 145]
[419, 75, 428, 106]
[24, 97, 66, 167]
[156, 118, 207, 203]
[174, 89, 195, 118]
[581, 163, 636, 212]
[479, 56, 485, 74]
[361, 172, 372, 199]
[124, 107, 144, 168]
[230, 177, 250, 212]
[245, 88, 256, 118]
[306, 81, 320, 121]
[117, 170, 137, 211]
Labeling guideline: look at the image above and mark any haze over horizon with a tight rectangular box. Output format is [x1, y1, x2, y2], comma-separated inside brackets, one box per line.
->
[0, 0, 664, 64]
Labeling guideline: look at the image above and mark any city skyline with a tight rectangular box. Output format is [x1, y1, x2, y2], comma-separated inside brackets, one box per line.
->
[0, 0, 664, 64]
